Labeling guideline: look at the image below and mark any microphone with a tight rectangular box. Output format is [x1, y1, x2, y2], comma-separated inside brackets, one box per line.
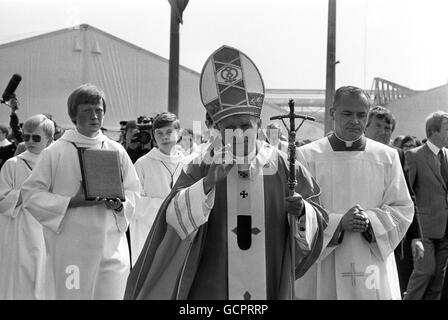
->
[1, 74, 22, 103]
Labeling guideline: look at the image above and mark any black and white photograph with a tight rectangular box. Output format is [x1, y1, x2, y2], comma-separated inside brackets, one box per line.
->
[0, 0, 447, 311]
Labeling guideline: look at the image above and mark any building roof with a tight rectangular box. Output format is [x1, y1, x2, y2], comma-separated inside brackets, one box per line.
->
[0, 24, 200, 77]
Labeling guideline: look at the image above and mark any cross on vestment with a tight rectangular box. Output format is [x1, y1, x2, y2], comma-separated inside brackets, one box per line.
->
[240, 190, 248, 198]
[238, 170, 249, 178]
[231, 216, 261, 250]
[341, 262, 365, 287]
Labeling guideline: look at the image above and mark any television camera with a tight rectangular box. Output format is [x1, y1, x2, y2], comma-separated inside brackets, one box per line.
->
[131, 116, 154, 145]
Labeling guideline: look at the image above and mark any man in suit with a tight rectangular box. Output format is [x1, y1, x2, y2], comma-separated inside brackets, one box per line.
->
[365, 105, 424, 297]
[404, 111, 448, 300]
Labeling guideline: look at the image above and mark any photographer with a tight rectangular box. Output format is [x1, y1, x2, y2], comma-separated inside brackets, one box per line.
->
[123, 118, 153, 163]
[0, 124, 15, 170]
[8, 97, 23, 145]
[0, 97, 20, 169]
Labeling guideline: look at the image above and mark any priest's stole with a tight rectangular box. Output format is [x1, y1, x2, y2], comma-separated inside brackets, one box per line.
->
[227, 166, 267, 300]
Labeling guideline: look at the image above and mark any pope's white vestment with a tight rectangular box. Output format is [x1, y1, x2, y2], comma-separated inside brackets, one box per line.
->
[21, 130, 140, 300]
[0, 151, 49, 299]
[295, 135, 414, 300]
[130, 147, 185, 266]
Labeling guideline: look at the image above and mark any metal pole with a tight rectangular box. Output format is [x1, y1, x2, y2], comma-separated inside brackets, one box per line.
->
[324, 0, 336, 135]
[168, 7, 180, 116]
[288, 100, 297, 300]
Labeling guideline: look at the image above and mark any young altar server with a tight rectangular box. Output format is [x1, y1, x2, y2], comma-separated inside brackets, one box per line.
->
[130, 112, 185, 266]
[21, 84, 140, 299]
[0, 114, 54, 299]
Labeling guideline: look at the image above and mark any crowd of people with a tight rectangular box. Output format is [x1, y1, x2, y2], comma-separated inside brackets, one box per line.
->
[0, 46, 448, 301]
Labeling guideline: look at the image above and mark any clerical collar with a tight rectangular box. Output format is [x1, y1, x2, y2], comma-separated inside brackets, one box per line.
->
[328, 133, 366, 151]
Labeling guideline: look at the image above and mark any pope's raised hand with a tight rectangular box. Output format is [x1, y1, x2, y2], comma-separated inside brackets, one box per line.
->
[203, 141, 236, 194]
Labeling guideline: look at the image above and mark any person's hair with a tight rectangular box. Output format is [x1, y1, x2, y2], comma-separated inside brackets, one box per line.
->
[333, 86, 371, 109]
[266, 122, 282, 130]
[153, 112, 180, 130]
[179, 128, 194, 145]
[367, 105, 396, 131]
[67, 84, 106, 124]
[400, 135, 421, 148]
[393, 135, 404, 146]
[425, 111, 448, 138]
[182, 128, 194, 137]
[22, 114, 55, 139]
[0, 124, 9, 136]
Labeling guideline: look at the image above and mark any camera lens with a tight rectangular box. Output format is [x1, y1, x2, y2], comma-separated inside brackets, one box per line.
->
[139, 131, 152, 145]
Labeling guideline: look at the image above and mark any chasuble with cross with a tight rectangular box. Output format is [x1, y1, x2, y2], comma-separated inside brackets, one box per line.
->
[124, 141, 328, 300]
[294, 134, 414, 300]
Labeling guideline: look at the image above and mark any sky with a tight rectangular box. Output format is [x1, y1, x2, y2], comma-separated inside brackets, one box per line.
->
[0, 0, 447, 91]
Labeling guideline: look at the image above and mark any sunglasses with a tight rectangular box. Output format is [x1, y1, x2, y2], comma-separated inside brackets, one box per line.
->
[23, 134, 42, 143]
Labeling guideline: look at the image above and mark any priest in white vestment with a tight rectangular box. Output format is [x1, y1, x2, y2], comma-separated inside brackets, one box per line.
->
[295, 86, 414, 300]
[22, 85, 140, 300]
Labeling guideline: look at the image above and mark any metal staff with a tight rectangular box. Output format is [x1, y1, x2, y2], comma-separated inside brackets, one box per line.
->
[270, 99, 315, 299]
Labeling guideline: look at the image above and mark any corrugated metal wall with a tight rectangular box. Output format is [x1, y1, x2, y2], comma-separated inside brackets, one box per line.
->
[0, 25, 203, 132]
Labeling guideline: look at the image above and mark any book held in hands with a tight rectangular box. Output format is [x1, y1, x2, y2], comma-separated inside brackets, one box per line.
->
[78, 149, 125, 201]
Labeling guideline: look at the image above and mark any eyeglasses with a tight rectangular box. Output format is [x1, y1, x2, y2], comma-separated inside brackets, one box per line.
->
[23, 134, 42, 142]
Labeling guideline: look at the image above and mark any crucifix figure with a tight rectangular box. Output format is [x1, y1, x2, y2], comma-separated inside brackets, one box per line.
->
[341, 262, 365, 287]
